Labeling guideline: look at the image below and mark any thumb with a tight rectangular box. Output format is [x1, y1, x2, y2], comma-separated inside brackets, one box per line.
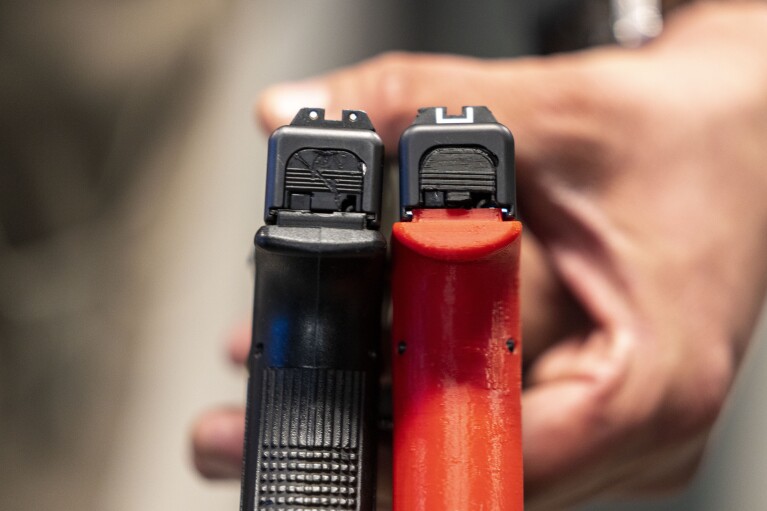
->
[256, 52, 576, 153]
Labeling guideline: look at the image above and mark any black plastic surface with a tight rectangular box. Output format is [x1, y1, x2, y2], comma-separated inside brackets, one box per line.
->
[420, 147, 497, 208]
[241, 227, 384, 511]
[398, 106, 516, 219]
[264, 108, 384, 228]
[241, 108, 384, 511]
[252, 368, 369, 510]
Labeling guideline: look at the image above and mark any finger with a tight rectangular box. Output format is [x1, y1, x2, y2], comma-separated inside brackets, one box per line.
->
[228, 321, 251, 366]
[520, 231, 590, 366]
[522, 326, 667, 509]
[191, 407, 245, 479]
[524, 379, 710, 510]
[255, 52, 597, 158]
[256, 53, 482, 149]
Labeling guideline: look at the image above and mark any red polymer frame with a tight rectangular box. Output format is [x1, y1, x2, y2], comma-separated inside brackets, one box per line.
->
[391, 208, 523, 511]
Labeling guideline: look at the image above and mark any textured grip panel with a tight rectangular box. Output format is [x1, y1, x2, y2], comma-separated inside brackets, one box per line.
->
[255, 368, 366, 510]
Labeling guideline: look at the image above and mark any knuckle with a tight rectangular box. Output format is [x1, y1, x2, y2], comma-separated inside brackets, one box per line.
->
[370, 51, 416, 74]
[526, 59, 620, 166]
[369, 52, 416, 109]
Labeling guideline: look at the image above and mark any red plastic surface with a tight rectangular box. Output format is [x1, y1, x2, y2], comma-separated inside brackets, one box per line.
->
[391, 208, 523, 511]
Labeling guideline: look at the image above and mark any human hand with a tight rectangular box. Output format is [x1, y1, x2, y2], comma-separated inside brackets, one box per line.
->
[192, 2, 767, 509]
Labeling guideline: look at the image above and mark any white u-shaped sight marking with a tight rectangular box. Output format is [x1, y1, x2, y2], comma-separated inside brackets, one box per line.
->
[435, 107, 474, 124]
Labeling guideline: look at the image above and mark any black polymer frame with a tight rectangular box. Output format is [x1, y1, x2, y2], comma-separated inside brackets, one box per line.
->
[240, 108, 385, 511]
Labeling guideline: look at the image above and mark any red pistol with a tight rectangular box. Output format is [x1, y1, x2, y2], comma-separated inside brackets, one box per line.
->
[391, 106, 523, 511]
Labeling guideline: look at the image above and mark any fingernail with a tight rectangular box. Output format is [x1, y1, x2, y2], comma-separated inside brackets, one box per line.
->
[259, 81, 329, 126]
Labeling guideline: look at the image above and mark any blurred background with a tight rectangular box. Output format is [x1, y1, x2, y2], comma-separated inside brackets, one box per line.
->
[0, 1, 764, 510]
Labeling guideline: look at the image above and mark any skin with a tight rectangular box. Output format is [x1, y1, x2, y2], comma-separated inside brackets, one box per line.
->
[191, 2, 767, 509]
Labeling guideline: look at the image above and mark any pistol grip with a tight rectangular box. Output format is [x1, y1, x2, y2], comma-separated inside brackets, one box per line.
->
[391, 209, 523, 511]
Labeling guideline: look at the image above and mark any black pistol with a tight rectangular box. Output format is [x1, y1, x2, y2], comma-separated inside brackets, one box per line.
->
[240, 108, 385, 511]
